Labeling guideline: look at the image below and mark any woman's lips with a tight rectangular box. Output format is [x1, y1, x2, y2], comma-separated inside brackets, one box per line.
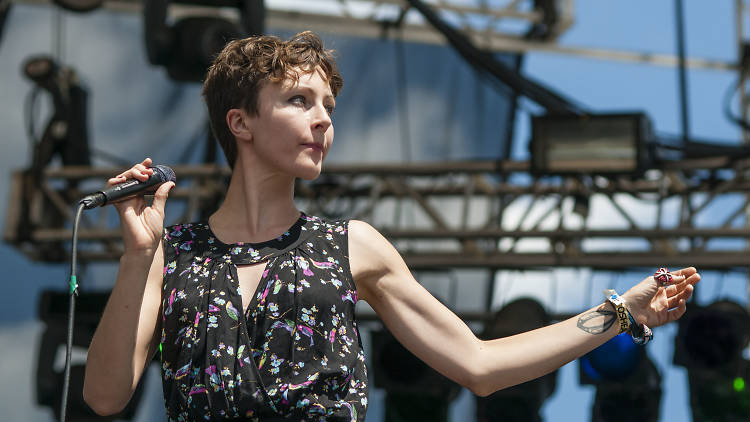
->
[303, 143, 324, 152]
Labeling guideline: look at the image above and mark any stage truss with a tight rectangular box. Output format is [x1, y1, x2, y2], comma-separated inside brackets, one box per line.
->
[6, 157, 750, 272]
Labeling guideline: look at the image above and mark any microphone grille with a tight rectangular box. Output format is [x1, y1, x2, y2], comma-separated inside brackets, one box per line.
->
[152, 165, 176, 183]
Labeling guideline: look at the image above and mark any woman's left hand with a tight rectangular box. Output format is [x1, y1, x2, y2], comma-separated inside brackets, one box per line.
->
[622, 266, 701, 328]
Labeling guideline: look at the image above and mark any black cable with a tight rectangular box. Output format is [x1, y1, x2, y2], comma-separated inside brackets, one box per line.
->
[404, 0, 585, 116]
[674, 0, 690, 142]
[394, 31, 412, 163]
[24, 86, 42, 149]
[722, 75, 750, 131]
[60, 202, 85, 422]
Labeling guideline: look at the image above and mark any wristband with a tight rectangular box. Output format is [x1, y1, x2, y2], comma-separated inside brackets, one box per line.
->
[603, 289, 653, 346]
[603, 289, 630, 334]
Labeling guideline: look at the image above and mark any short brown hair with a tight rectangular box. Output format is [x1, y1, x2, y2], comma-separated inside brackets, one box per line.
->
[202, 31, 343, 169]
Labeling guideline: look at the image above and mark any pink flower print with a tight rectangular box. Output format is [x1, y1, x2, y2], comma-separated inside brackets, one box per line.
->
[165, 288, 176, 315]
[189, 386, 206, 396]
[271, 319, 295, 334]
[164, 261, 176, 275]
[341, 401, 357, 421]
[311, 259, 336, 270]
[297, 324, 314, 346]
[174, 363, 191, 379]
[329, 328, 336, 345]
[296, 256, 314, 277]
[341, 290, 357, 304]
[169, 225, 183, 236]
[237, 345, 245, 367]
[288, 372, 319, 391]
[259, 279, 273, 304]
[205, 365, 221, 390]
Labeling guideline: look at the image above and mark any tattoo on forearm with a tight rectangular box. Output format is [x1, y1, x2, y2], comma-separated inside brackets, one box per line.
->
[576, 307, 617, 334]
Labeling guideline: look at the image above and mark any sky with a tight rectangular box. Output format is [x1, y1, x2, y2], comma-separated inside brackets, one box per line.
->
[0, 1, 748, 421]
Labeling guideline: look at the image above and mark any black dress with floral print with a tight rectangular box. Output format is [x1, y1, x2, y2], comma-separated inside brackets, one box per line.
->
[160, 213, 368, 421]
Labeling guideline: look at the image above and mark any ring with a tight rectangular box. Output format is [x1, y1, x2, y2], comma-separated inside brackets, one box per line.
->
[654, 267, 672, 286]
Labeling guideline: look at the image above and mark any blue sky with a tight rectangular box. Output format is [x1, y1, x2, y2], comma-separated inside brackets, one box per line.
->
[0, 1, 748, 421]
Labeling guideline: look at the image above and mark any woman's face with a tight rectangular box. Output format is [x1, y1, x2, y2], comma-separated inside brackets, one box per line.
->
[243, 66, 336, 181]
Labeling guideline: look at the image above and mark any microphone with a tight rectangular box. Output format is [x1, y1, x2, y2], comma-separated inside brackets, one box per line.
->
[79, 165, 176, 209]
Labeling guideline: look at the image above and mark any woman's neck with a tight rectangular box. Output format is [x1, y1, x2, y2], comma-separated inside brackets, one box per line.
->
[209, 158, 300, 244]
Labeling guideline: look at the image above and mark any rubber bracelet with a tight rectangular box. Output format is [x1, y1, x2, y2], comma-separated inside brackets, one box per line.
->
[603, 289, 630, 334]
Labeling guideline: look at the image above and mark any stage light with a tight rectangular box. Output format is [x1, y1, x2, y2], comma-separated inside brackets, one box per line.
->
[21, 55, 91, 170]
[36, 290, 145, 421]
[17, 55, 91, 261]
[370, 328, 461, 422]
[0, 1, 11, 48]
[572, 193, 590, 219]
[579, 333, 662, 422]
[530, 112, 655, 175]
[476, 298, 557, 422]
[143, 0, 265, 83]
[674, 300, 750, 422]
[52, 0, 104, 13]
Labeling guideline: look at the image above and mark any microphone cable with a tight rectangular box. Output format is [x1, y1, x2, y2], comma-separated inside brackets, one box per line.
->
[59, 165, 174, 420]
[60, 201, 85, 422]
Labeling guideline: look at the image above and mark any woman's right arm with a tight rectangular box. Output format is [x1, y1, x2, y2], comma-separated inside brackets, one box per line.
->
[83, 158, 174, 415]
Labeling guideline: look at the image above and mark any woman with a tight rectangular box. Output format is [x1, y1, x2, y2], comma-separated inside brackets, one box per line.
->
[83, 31, 700, 421]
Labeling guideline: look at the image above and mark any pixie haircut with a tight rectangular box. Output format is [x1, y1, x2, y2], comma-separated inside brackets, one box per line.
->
[202, 31, 343, 169]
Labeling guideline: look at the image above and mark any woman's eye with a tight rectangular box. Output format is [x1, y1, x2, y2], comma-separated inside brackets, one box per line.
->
[290, 95, 306, 105]
[325, 105, 335, 116]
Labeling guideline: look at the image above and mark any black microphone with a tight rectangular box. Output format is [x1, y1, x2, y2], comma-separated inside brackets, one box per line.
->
[79, 165, 176, 209]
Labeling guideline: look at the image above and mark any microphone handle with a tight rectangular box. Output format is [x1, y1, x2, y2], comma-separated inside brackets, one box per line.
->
[80, 175, 164, 209]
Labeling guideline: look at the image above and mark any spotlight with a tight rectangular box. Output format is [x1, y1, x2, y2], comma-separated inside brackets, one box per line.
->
[530, 112, 655, 175]
[36, 290, 145, 421]
[476, 298, 557, 422]
[371, 328, 461, 422]
[144, 0, 265, 83]
[674, 301, 750, 422]
[572, 193, 590, 219]
[21, 55, 91, 170]
[52, 0, 104, 13]
[579, 333, 662, 422]
[23, 56, 60, 91]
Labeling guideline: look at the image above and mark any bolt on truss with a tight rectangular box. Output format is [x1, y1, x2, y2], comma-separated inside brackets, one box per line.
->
[5, 157, 750, 270]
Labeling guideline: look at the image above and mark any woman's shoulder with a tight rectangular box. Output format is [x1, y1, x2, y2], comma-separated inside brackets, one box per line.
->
[346, 220, 395, 266]
[347, 219, 383, 242]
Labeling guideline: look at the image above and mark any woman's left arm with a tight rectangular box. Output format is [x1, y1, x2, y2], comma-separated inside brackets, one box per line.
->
[348, 220, 699, 397]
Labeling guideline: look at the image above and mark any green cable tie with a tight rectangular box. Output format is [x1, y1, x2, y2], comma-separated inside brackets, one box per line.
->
[69, 275, 78, 295]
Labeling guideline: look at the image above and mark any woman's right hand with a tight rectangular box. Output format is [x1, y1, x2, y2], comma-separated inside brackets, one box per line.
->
[109, 157, 175, 255]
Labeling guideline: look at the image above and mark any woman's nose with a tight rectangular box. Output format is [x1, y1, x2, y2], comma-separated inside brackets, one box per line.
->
[311, 103, 332, 132]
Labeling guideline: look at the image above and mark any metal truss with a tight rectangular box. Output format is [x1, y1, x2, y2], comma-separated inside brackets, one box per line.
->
[13, 0, 736, 70]
[16, 0, 575, 40]
[5, 157, 750, 270]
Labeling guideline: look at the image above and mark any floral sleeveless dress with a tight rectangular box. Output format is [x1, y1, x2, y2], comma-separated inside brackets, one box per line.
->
[159, 213, 368, 421]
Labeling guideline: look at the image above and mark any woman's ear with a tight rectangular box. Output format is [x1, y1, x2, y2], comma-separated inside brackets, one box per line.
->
[226, 108, 253, 142]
